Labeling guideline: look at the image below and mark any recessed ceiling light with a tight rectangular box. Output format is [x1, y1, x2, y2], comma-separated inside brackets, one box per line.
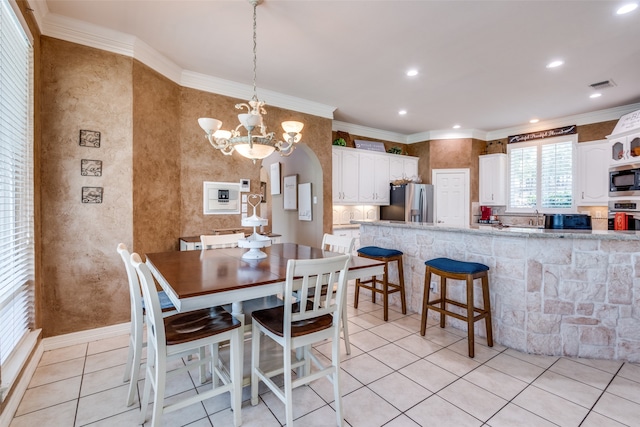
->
[406, 69, 418, 77]
[546, 60, 564, 69]
[453, 125, 461, 129]
[616, 3, 638, 14]
[398, 110, 407, 115]
[530, 119, 539, 124]
[590, 93, 602, 99]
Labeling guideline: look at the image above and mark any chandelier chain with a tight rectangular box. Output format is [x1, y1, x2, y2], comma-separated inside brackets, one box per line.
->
[197, 0, 303, 163]
[252, 0, 258, 102]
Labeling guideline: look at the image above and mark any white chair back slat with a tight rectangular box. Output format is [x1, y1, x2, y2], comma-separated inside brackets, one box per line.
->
[321, 233, 354, 255]
[283, 255, 350, 338]
[200, 233, 245, 249]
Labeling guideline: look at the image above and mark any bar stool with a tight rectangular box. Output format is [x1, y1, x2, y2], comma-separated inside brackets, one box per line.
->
[354, 246, 406, 321]
[420, 257, 493, 358]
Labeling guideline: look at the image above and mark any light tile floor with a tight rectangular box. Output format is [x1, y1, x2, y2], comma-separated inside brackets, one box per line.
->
[10, 282, 640, 427]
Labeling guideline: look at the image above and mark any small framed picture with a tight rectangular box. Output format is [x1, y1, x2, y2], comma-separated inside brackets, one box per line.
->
[298, 183, 312, 221]
[82, 187, 103, 203]
[79, 129, 101, 148]
[81, 159, 102, 176]
[283, 175, 297, 210]
[270, 162, 281, 195]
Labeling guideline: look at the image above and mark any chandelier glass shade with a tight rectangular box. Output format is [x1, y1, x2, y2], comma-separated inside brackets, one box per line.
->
[198, 0, 303, 163]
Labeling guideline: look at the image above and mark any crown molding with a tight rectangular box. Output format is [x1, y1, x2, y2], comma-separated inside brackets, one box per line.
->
[332, 121, 408, 144]
[180, 71, 335, 119]
[484, 102, 640, 141]
[32, 9, 335, 119]
[29, 3, 640, 140]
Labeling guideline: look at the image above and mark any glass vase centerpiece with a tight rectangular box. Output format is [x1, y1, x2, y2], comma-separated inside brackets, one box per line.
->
[238, 193, 271, 259]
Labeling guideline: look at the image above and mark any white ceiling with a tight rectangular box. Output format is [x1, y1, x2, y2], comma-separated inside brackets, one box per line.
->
[34, 0, 640, 141]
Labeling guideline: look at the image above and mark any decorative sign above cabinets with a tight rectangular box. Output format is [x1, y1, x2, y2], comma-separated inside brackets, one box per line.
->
[508, 125, 576, 144]
[354, 140, 386, 152]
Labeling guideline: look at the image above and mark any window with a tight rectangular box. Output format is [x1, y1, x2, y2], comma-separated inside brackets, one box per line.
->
[507, 135, 576, 212]
[0, 0, 34, 401]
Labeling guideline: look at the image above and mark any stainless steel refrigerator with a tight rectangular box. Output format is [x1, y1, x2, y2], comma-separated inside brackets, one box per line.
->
[380, 183, 434, 223]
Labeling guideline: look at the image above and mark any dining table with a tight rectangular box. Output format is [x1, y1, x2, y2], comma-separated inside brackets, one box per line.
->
[145, 243, 385, 315]
[145, 243, 385, 383]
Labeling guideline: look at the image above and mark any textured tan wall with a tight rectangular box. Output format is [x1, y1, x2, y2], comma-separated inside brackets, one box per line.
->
[577, 120, 616, 142]
[178, 88, 265, 236]
[40, 37, 134, 336]
[132, 61, 181, 254]
[179, 88, 333, 238]
[38, 38, 333, 337]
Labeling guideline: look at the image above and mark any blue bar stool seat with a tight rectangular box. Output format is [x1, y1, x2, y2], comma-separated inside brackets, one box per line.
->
[421, 257, 493, 358]
[354, 246, 406, 321]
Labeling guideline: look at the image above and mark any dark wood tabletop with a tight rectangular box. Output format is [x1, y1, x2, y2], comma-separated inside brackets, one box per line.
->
[145, 243, 384, 312]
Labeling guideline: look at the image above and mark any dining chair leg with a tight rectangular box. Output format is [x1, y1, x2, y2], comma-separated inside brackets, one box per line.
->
[123, 335, 134, 383]
[139, 345, 154, 424]
[250, 327, 261, 406]
[284, 344, 294, 427]
[151, 355, 166, 427]
[333, 332, 344, 427]
[230, 328, 242, 426]
[199, 347, 207, 384]
[342, 301, 351, 355]
[125, 339, 141, 406]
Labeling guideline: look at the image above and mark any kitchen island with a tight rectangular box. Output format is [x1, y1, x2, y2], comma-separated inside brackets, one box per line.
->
[355, 220, 640, 362]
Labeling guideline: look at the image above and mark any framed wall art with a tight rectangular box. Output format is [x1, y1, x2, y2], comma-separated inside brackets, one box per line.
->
[82, 187, 103, 203]
[270, 162, 281, 195]
[81, 159, 102, 176]
[298, 183, 312, 221]
[283, 174, 297, 210]
[79, 129, 101, 148]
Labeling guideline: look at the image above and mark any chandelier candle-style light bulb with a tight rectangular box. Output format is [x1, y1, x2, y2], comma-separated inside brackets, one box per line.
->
[198, 0, 303, 164]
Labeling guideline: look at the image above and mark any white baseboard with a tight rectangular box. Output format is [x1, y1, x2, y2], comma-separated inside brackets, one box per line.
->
[0, 332, 42, 427]
[42, 322, 130, 351]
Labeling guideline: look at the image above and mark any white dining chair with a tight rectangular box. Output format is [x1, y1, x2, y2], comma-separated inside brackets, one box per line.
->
[202, 232, 283, 330]
[131, 253, 243, 427]
[117, 243, 177, 406]
[200, 232, 245, 249]
[321, 233, 355, 354]
[250, 254, 350, 427]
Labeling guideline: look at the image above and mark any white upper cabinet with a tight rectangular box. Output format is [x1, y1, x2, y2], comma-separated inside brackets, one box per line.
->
[332, 147, 359, 204]
[577, 140, 609, 205]
[389, 156, 419, 182]
[333, 147, 413, 205]
[358, 152, 390, 204]
[609, 132, 640, 166]
[479, 153, 507, 206]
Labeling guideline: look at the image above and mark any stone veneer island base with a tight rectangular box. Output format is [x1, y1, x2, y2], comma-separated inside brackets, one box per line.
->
[356, 221, 640, 362]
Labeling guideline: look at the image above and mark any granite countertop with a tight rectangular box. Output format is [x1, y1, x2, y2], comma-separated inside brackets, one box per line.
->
[354, 220, 640, 241]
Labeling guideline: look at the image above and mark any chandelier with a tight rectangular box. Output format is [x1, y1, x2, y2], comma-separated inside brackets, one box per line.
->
[198, 0, 303, 164]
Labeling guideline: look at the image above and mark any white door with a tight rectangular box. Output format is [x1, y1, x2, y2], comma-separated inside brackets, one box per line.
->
[432, 169, 470, 227]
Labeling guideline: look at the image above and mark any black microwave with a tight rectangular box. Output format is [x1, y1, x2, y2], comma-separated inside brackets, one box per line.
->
[609, 164, 640, 196]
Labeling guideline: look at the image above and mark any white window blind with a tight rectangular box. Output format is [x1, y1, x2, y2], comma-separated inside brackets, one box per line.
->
[508, 136, 575, 212]
[0, 0, 34, 380]
[541, 141, 573, 208]
[509, 145, 537, 209]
